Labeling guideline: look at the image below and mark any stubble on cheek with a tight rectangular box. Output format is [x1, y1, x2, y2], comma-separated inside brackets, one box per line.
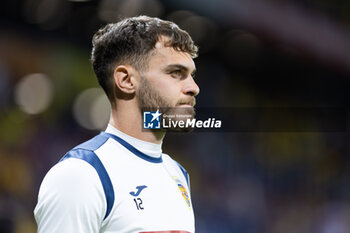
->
[137, 76, 172, 110]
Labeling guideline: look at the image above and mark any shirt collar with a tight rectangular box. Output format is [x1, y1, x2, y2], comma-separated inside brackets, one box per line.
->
[105, 124, 162, 159]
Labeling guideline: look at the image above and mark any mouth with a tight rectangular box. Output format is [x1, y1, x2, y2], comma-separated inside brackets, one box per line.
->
[177, 98, 196, 108]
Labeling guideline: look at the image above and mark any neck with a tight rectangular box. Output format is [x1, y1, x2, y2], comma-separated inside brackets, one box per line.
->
[109, 105, 165, 144]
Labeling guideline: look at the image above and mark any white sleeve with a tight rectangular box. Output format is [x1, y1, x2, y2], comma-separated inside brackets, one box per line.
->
[34, 158, 106, 233]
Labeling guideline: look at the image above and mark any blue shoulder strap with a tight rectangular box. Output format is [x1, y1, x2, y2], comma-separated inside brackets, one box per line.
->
[60, 133, 114, 220]
[174, 160, 191, 191]
[59, 131, 164, 220]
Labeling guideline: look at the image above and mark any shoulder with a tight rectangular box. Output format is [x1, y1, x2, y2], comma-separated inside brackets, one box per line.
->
[34, 156, 107, 232]
[44, 132, 111, 196]
[34, 133, 117, 232]
[36, 132, 113, 217]
[162, 153, 189, 173]
[38, 154, 105, 203]
[57, 132, 115, 184]
[72, 132, 111, 152]
[162, 153, 190, 186]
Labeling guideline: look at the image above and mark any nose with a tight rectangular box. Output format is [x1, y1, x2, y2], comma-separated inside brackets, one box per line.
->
[183, 75, 200, 96]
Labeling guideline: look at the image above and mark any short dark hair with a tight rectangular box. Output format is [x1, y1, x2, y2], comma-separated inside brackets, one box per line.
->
[91, 15, 198, 104]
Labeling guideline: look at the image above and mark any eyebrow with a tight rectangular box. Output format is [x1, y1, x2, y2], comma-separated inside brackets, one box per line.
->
[164, 64, 196, 74]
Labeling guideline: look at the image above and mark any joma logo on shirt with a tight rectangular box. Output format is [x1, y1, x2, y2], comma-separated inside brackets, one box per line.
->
[129, 185, 148, 197]
[130, 185, 147, 210]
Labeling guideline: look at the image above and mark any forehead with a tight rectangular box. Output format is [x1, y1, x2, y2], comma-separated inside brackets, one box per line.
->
[147, 40, 196, 71]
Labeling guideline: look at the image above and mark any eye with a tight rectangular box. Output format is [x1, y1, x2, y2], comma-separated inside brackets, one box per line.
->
[170, 70, 183, 77]
[171, 70, 182, 74]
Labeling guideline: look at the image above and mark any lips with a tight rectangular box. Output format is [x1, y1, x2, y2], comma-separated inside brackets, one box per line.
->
[177, 98, 196, 107]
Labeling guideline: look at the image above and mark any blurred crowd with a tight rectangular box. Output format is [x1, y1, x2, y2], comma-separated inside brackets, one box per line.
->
[1, 0, 350, 232]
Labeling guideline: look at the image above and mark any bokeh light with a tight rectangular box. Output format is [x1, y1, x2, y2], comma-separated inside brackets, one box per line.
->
[14, 73, 54, 115]
[73, 88, 110, 130]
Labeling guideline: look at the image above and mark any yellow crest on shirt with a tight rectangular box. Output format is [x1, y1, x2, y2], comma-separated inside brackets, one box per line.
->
[173, 177, 191, 208]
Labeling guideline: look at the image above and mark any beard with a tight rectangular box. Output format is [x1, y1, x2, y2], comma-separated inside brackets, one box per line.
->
[137, 77, 196, 132]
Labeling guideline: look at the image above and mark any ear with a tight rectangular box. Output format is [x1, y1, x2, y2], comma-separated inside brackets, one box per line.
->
[113, 65, 136, 94]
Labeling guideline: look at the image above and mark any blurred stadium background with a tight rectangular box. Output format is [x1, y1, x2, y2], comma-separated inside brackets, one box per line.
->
[1, 0, 350, 232]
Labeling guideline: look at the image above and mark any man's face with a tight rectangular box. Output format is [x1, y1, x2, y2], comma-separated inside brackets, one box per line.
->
[136, 39, 200, 131]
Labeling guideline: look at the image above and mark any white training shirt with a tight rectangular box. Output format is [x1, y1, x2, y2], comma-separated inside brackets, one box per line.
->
[34, 125, 194, 233]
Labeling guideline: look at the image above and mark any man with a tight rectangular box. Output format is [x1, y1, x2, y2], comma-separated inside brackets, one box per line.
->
[34, 16, 200, 233]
